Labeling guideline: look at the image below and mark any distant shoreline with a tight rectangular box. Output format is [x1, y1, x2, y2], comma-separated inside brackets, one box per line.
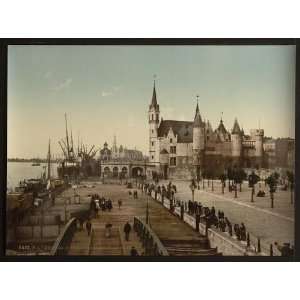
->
[7, 159, 59, 163]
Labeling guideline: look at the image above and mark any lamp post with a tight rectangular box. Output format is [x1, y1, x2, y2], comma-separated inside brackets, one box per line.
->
[190, 183, 195, 202]
[146, 197, 149, 224]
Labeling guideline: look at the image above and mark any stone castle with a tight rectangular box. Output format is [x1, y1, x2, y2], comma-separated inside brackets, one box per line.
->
[148, 82, 266, 180]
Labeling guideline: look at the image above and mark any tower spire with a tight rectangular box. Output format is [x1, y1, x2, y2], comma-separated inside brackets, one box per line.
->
[194, 95, 203, 128]
[195, 95, 200, 114]
[149, 75, 159, 110]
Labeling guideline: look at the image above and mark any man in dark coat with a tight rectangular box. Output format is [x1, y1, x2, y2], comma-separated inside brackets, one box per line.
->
[124, 222, 132, 241]
[86, 220, 92, 236]
[130, 246, 139, 256]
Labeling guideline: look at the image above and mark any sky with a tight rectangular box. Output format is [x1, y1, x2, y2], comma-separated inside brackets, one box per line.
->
[7, 45, 295, 158]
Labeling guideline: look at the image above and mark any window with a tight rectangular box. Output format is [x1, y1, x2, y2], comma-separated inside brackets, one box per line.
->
[170, 138, 173, 143]
[151, 114, 154, 120]
[170, 146, 176, 154]
[152, 129, 154, 133]
[151, 141, 154, 146]
[151, 155, 154, 160]
[170, 157, 176, 166]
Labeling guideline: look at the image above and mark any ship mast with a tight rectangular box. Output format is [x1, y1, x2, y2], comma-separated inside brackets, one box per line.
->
[47, 138, 51, 180]
[70, 127, 74, 159]
[65, 113, 70, 160]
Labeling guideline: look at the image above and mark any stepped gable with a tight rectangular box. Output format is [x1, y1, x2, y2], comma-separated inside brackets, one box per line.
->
[157, 120, 193, 143]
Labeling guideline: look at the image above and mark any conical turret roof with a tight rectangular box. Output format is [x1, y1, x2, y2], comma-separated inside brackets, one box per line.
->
[217, 119, 227, 134]
[193, 102, 204, 128]
[232, 118, 242, 134]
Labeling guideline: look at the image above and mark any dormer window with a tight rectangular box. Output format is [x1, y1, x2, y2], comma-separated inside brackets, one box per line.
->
[170, 138, 173, 143]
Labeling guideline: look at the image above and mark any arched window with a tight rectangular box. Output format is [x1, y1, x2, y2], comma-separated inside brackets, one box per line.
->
[104, 167, 110, 175]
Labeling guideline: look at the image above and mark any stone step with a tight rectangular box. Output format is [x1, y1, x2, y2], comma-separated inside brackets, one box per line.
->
[167, 247, 219, 256]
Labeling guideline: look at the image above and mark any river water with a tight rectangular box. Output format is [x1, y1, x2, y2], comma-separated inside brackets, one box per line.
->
[7, 162, 59, 190]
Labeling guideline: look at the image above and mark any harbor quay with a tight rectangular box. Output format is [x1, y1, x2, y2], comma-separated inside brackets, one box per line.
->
[7, 175, 294, 256]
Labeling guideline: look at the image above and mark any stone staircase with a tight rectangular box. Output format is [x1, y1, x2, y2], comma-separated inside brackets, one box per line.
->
[161, 239, 220, 256]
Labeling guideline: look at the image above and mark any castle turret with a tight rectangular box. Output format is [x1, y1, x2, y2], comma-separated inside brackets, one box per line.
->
[251, 129, 264, 167]
[149, 80, 160, 163]
[193, 100, 205, 179]
[231, 118, 242, 158]
[193, 101, 205, 151]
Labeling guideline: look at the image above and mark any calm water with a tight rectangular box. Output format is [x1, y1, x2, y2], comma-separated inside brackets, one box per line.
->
[7, 162, 58, 190]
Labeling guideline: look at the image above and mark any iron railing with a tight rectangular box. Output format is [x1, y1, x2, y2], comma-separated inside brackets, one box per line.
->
[50, 217, 77, 255]
[133, 216, 169, 256]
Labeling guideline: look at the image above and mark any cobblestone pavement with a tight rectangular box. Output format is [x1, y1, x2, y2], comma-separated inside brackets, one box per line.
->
[157, 179, 295, 251]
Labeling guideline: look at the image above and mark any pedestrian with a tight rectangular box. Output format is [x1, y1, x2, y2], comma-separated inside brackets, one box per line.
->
[130, 246, 139, 256]
[118, 199, 122, 209]
[274, 242, 294, 257]
[86, 220, 92, 236]
[124, 222, 132, 241]
[79, 218, 84, 230]
[107, 199, 112, 211]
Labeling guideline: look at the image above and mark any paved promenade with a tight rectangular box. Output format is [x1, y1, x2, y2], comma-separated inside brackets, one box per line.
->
[161, 179, 294, 253]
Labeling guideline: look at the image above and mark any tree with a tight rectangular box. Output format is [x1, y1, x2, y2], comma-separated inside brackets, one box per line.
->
[286, 171, 294, 205]
[265, 173, 278, 208]
[234, 169, 247, 192]
[248, 171, 260, 202]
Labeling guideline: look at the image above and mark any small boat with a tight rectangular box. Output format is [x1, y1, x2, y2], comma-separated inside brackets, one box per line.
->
[32, 163, 41, 166]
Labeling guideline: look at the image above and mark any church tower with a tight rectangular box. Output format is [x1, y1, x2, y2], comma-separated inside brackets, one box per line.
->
[192, 99, 205, 179]
[149, 80, 160, 164]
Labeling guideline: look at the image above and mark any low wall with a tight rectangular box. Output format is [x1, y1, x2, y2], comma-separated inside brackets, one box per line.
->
[16, 225, 60, 239]
[20, 215, 61, 226]
[206, 227, 247, 256]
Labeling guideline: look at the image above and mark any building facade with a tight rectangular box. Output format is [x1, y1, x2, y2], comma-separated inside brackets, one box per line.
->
[148, 82, 272, 180]
[98, 138, 146, 178]
[263, 138, 295, 170]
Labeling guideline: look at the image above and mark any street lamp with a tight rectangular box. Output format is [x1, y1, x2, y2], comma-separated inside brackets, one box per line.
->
[146, 196, 149, 224]
[190, 183, 195, 202]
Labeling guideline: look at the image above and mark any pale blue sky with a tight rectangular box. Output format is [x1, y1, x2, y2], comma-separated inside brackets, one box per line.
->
[8, 45, 295, 158]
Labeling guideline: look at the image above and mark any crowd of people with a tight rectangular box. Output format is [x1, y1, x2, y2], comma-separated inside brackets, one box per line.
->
[140, 181, 177, 204]
[90, 193, 113, 217]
